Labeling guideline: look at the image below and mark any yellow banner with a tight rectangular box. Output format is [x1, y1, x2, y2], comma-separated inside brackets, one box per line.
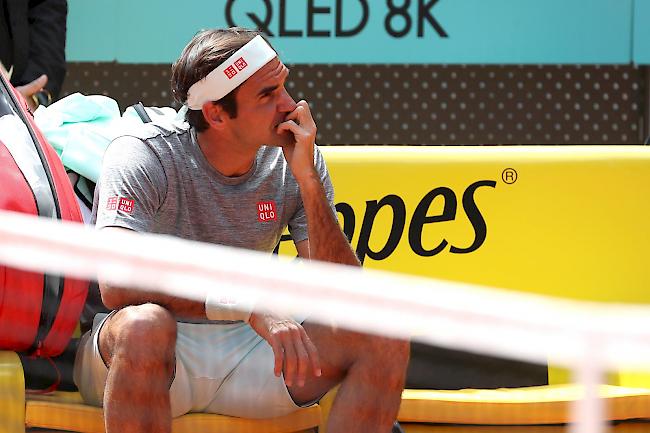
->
[278, 146, 650, 304]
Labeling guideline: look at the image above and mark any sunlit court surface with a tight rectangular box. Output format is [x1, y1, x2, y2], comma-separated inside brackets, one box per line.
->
[2, 1, 650, 433]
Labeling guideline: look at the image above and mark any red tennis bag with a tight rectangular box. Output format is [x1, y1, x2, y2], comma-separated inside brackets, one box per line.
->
[0, 72, 88, 357]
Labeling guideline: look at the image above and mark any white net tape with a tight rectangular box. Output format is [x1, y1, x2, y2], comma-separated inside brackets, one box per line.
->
[1, 209, 649, 432]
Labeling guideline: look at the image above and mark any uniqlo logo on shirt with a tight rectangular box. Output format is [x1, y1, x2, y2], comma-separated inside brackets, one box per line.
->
[118, 198, 134, 214]
[106, 196, 119, 211]
[257, 201, 277, 222]
[224, 65, 238, 79]
[234, 57, 248, 71]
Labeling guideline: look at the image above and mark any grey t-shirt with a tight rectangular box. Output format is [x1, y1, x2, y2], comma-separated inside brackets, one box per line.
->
[91, 121, 335, 252]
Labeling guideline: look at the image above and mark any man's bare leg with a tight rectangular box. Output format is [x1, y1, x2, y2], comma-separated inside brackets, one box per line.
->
[98, 303, 177, 433]
[287, 323, 409, 433]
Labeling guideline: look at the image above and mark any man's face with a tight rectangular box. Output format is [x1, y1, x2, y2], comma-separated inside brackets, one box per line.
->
[226, 57, 297, 148]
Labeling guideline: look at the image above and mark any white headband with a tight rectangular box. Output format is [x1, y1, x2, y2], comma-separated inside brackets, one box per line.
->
[186, 35, 277, 110]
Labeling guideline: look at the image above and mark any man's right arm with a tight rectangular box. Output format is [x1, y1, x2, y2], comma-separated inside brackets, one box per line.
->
[98, 227, 208, 319]
[96, 138, 255, 322]
[96, 139, 209, 318]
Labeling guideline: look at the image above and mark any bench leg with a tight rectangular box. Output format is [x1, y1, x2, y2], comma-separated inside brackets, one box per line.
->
[0, 351, 25, 433]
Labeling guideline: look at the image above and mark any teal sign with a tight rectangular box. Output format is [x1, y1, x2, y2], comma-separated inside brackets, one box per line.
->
[634, 0, 650, 64]
[67, 0, 639, 64]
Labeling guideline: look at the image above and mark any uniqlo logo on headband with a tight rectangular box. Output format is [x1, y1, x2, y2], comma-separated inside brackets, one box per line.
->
[257, 201, 277, 222]
[224, 65, 238, 79]
[234, 57, 248, 71]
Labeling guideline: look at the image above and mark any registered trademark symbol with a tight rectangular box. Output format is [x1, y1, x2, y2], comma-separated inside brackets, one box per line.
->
[502, 168, 518, 184]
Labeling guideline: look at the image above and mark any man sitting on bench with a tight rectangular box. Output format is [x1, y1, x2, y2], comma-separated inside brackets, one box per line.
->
[73, 27, 409, 433]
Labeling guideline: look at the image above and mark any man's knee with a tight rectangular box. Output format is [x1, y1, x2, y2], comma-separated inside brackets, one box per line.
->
[335, 329, 409, 372]
[107, 304, 177, 368]
[363, 335, 410, 371]
[337, 333, 409, 392]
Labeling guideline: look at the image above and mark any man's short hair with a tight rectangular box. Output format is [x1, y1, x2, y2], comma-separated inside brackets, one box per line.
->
[171, 28, 261, 132]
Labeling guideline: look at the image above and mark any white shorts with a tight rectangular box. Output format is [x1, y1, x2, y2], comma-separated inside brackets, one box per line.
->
[73, 313, 307, 419]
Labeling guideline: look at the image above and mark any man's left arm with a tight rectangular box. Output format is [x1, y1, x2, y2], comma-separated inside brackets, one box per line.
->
[293, 176, 359, 265]
[247, 100, 358, 388]
[278, 100, 360, 267]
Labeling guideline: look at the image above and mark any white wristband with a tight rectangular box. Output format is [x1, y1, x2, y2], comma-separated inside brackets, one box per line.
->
[205, 291, 256, 322]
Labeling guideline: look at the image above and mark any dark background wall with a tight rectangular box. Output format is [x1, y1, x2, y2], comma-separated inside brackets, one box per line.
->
[61, 63, 648, 145]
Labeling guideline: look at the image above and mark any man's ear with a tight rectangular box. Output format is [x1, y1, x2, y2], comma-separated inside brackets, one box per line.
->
[202, 102, 227, 130]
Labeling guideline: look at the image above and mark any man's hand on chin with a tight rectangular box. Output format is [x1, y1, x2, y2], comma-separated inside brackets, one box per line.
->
[278, 100, 317, 183]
